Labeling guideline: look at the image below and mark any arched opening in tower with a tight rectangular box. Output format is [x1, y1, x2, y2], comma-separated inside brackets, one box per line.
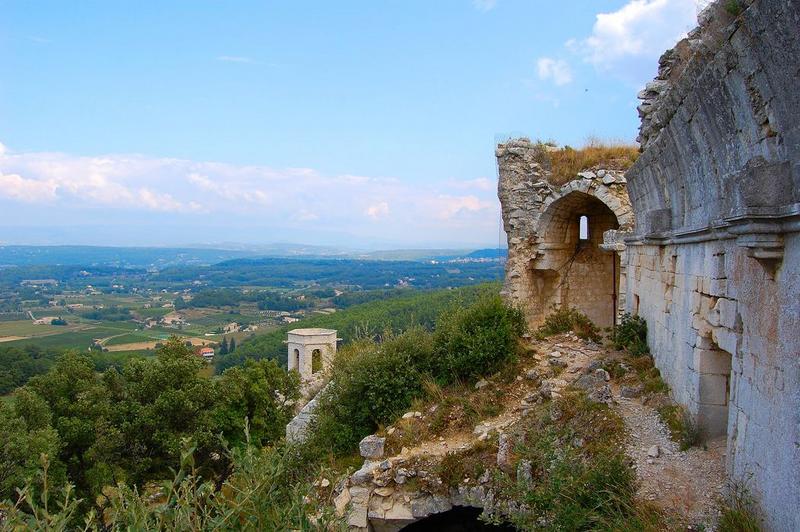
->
[311, 348, 322, 373]
[529, 191, 621, 328]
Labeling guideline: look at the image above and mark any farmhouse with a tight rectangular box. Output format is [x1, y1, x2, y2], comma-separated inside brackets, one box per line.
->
[198, 346, 215, 361]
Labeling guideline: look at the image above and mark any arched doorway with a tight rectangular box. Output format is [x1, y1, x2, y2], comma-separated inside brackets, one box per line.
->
[311, 349, 322, 373]
[530, 191, 621, 328]
[293, 348, 300, 371]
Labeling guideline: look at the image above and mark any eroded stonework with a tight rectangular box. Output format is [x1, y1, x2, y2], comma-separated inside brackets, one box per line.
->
[497, 1, 799, 528]
[625, 1, 800, 530]
[497, 139, 634, 329]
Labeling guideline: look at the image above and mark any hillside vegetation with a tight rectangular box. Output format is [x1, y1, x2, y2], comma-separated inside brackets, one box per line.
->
[217, 283, 501, 371]
[0, 285, 508, 527]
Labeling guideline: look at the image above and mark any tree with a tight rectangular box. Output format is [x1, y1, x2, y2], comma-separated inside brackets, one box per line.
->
[228, 338, 236, 353]
[219, 337, 229, 355]
[212, 359, 299, 447]
[113, 338, 221, 482]
[0, 389, 64, 500]
[26, 352, 117, 494]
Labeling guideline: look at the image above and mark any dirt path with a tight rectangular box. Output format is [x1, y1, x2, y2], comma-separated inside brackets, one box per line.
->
[617, 396, 726, 529]
[373, 333, 727, 528]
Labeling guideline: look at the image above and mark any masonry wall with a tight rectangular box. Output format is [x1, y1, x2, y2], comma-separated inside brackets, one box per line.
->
[497, 139, 634, 329]
[625, 1, 800, 529]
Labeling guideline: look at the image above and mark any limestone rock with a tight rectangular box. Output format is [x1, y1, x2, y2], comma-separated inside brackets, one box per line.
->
[648, 445, 661, 458]
[497, 433, 512, 468]
[347, 487, 370, 528]
[620, 384, 644, 398]
[334, 487, 351, 517]
[475, 379, 489, 390]
[359, 435, 385, 459]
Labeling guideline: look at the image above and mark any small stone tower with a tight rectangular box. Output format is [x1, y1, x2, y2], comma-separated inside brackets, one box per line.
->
[286, 328, 338, 379]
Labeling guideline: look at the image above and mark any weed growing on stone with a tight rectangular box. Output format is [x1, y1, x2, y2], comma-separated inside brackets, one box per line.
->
[725, 0, 744, 16]
[718, 478, 762, 532]
[436, 439, 498, 489]
[539, 141, 639, 186]
[535, 307, 601, 342]
[657, 404, 701, 451]
[613, 313, 650, 356]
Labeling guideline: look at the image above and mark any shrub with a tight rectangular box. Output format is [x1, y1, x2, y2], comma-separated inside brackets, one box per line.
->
[431, 295, 526, 384]
[718, 478, 762, 532]
[535, 307, 600, 342]
[657, 404, 700, 451]
[3, 437, 343, 531]
[613, 313, 649, 356]
[306, 330, 433, 456]
[483, 392, 664, 530]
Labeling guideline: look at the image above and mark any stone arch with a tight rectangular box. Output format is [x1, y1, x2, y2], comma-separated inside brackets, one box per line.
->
[293, 348, 300, 371]
[528, 190, 622, 328]
[497, 139, 635, 330]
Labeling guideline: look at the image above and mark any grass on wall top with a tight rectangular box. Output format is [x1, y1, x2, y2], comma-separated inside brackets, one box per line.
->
[539, 139, 639, 186]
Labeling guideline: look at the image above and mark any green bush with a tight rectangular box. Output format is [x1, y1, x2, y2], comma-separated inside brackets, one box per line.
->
[613, 313, 649, 356]
[307, 329, 433, 456]
[484, 392, 661, 530]
[2, 437, 342, 531]
[432, 295, 526, 384]
[306, 296, 525, 457]
[535, 307, 600, 342]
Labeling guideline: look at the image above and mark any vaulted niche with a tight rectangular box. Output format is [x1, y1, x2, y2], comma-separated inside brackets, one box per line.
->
[528, 191, 621, 328]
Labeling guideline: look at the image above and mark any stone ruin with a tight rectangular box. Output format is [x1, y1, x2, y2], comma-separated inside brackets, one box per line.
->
[285, 328, 338, 444]
[497, 139, 634, 329]
[287, 327, 338, 380]
[498, 1, 800, 529]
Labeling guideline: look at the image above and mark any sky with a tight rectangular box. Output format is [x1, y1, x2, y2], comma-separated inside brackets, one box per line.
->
[0, 0, 704, 249]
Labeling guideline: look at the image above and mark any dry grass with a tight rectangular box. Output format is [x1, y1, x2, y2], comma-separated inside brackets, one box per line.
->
[541, 140, 639, 186]
[383, 377, 506, 456]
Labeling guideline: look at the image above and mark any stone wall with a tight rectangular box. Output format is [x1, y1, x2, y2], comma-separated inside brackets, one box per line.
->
[497, 139, 634, 328]
[625, 1, 800, 529]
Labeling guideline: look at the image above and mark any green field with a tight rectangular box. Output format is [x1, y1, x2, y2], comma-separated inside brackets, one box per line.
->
[0, 320, 80, 338]
[104, 331, 172, 346]
[3, 324, 142, 350]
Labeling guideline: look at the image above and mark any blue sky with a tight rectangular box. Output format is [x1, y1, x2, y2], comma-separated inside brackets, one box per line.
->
[0, 0, 702, 249]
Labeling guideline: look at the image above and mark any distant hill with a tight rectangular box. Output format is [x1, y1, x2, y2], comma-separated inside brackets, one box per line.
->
[466, 248, 507, 259]
[0, 245, 258, 268]
[0, 244, 503, 268]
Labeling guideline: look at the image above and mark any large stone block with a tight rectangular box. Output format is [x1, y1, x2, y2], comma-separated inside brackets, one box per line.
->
[693, 348, 733, 374]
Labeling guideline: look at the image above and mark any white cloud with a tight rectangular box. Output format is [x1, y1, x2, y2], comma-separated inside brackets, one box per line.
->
[570, 0, 699, 83]
[0, 145, 501, 244]
[0, 172, 58, 202]
[187, 172, 271, 205]
[0, 142, 6, 156]
[536, 57, 573, 86]
[472, 0, 497, 12]
[364, 201, 390, 220]
[431, 195, 492, 220]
